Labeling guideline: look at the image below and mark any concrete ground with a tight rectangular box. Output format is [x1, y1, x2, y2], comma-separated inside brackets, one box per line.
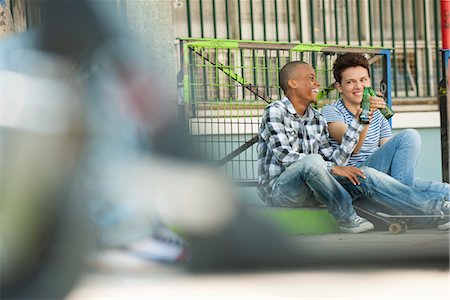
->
[66, 229, 449, 300]
[293, 229, 449, 266]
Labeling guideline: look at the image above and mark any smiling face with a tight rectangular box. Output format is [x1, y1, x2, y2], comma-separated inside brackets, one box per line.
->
[335, 66, 371, 106]
[288, 64, 321, 105]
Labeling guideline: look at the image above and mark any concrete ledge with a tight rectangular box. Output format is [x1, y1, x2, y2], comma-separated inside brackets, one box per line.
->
[254, 207, 339, 235]
[391, 111, 440, 129]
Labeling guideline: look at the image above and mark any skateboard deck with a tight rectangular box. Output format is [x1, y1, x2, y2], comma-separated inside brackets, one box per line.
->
[352, 197, 448, 234]
[376, 212, 450, 218]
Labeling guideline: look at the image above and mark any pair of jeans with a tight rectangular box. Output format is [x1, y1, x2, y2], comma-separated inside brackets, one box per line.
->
[270, 154, 357, 223]
[360, 129, 450, 201]
[337, 166, 444, 216]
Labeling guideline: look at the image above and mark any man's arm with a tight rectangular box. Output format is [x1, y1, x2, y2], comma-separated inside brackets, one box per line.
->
[379, 115, 393, 146]
[328, 121, 369, 154]
[331, 165, 366, 185]
[380, 137, 390, 146]
[317, 116, 366, 185]
[319, 116, 364, 167]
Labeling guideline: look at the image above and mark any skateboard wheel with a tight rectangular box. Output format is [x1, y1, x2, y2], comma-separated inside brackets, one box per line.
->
[388, 223, 405, 234]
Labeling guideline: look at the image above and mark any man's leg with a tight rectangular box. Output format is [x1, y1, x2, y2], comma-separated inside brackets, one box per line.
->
[413, 178, 450, 201]
[338, 166, 448, 229]
[271, 154, 373, 232]
[363, 129, 420, 186]
[364, 129, 449, 202]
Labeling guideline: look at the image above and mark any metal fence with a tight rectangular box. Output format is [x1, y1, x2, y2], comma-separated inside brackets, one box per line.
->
[180, 38, 392, 184]
[174, 0, 443, 100]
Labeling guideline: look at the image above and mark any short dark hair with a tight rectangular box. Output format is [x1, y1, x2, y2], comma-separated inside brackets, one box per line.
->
[279, 61, 308, 93]
[333, 53, 370, 83]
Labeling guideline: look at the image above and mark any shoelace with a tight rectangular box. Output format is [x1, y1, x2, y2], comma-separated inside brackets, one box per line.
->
[354, 217, 367, 225]
[154, 228, 186, 246]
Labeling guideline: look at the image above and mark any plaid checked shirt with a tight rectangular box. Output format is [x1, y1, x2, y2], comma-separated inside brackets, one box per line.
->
[257, 97, 364, 201]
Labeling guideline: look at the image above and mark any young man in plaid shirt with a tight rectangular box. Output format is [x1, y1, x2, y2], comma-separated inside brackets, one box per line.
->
[257, 61, 449, 233]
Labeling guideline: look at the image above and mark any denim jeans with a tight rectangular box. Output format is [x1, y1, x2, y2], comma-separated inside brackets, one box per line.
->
[360, 129, 450, 201]
[337, 166, 444, 216]
[271, 154, 357, 223]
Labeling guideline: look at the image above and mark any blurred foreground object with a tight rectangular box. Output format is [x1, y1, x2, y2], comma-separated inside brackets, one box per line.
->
[1, 2, 305, 298]
[0, 43, 90, 298]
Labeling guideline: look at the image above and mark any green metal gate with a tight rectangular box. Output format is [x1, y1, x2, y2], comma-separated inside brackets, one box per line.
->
[180, 38, 392, 184]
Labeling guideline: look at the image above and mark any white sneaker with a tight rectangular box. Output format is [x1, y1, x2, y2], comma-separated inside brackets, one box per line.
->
[437, 221, 450, 230]
[436, 201, 450, 230]
[339, 216, 374, 233]
[436, 201, 450, 231]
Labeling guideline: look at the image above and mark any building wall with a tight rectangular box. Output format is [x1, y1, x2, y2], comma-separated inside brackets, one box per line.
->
[124, 0, 178, 102]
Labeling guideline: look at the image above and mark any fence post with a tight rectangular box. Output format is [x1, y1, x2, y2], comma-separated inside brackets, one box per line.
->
[441, 0, 450, 182]
[440, 50, 450, 183]
[441, 0, 450, 49]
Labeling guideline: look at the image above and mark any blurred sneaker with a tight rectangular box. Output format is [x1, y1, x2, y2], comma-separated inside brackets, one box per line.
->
[441, 201, 450, 214]
[127, 227, 189, 263]
[339, 215, 374, 233]
[436, 201, 450, 231]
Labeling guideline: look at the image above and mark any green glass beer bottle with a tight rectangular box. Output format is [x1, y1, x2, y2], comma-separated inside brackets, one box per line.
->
[359, 88, 371, 124]
[366, 87, 395, 119]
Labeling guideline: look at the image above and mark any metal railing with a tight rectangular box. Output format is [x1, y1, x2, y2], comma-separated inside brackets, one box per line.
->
[173, 0, 443, 100]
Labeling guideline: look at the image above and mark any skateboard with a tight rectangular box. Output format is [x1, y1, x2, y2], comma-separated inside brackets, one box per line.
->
[376, 212, 450, 233]
[352, 198, 449, 234]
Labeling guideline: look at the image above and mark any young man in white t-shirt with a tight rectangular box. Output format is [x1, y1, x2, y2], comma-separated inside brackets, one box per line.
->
[321, 53, 449, 229]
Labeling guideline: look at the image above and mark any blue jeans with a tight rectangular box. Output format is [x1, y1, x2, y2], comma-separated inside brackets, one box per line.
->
[360, 129, 450, 201]
[271, 154, 357, 223]
[337, 166, 444, 216]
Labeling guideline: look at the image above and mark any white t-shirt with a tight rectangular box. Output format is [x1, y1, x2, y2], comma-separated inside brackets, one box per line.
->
[321, 99, 393, 166]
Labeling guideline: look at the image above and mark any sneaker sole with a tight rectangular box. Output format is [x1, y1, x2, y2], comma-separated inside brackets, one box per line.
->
[339, 223, 375, 234]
